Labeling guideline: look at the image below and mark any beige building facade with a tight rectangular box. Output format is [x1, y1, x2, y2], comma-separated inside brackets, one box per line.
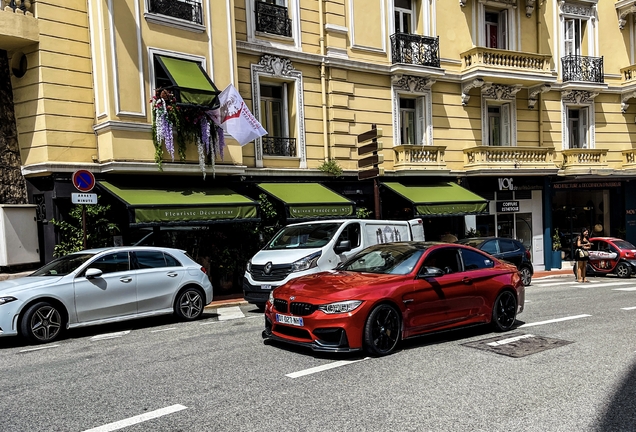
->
[2, 0, 636, 271]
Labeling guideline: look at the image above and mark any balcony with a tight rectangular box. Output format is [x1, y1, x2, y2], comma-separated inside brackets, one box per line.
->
[147, 0, 203, 25]
[621, 64, 636, 82]
[463, 146, 555, 172]
[263, 137, 297, 157]
[390, 33, 440, 68]
[0, 0, 39, 51]
[622, 149, 636, 171]
[255, 1, 292, 38]
[393, 145, 448, 172]
[460, 47, 554, 85]
[561, 55, 604, 83]
[560, 148, 609, 175]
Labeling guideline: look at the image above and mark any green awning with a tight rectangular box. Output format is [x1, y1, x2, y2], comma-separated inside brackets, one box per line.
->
[99, 182, 258, 226]
[383, 182, 488, 216]
[258, 183, 354, 219]
[156, 56, 220, 107]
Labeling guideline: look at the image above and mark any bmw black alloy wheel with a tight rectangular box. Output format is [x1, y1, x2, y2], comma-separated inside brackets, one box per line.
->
[492, 291, 517, 332]
[364, 304, 401, 356]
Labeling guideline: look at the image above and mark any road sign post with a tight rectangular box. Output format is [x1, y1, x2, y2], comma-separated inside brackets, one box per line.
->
[357, 124, 384, 218]
[72, 170, 96, 249]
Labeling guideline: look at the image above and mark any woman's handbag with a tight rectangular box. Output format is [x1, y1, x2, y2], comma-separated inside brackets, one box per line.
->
[576, 248, 590, 259]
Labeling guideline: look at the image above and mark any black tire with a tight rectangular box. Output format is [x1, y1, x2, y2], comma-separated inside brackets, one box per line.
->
[363, 304, 401, 356]
[20, 301, 64, 344]
[520, 266, 532, 286]
[491, 291, 517, 332]
[616, 262, 631, 279]
[255, 303, 266, 312]
[174, 287, 205, 321]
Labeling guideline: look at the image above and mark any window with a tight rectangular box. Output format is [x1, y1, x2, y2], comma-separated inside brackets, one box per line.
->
[487, 103, 511, 146]
[564, 18, 582, 56]
[400, 98, 416, 144]
[461, 249, 495, 271]
[260, 83, 296, 157]
[499, 239, 519, 253]
[164, 253, 181, 267]
[134, 251, 168, 269]
[147, 0, 203, 26]
[421, 249, 461, 274]
[336, 223, 361, 249]
[396, 94, 428, 145]
[394, 0, 414, 34]
[481, 240, 498, 255]
[255, 0, 292, 37]
[567, 107, 588, 148]
[485, 10, 507, 49]
[88, 253, 130, 275]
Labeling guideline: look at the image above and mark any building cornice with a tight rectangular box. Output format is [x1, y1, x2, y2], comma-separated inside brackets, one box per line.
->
[21, 162, 249, 178]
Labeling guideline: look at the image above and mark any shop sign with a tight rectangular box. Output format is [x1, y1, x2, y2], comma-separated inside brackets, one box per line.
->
[496, 201, 520, 213]
[497, 177, 542, 191]
[553, 181, 621, 190]
[289, 205, 353, 218]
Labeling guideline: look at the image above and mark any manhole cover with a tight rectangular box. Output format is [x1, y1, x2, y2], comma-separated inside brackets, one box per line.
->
[462, 332, 573, 358]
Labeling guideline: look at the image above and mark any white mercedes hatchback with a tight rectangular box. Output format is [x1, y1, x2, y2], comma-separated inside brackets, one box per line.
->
[0, 247, 213, 344]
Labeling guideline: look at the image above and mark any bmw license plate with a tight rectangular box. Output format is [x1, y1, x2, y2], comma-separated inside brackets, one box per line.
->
[276, 314, 304, 327]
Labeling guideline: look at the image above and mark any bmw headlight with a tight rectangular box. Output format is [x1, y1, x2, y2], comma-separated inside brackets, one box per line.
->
[291, 251, 322, 272]
[0, 296, 17, 306]
[318, 300, 363, 314]
[268, 290, 274, 305]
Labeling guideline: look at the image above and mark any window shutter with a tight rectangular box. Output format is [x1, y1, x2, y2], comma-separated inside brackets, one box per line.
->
[415, 96, 425, 145]
[501, 103, 511, 146]
[581, 107, 588, 149]
[499, 9, 508, 50]
[564, 19, 574, 56]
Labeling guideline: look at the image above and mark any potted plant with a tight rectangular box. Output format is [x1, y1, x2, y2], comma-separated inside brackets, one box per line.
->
[552, 228, 563, 270]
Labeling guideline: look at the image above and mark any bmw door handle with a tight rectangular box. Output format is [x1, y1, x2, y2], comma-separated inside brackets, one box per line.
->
[120, 277, 132, 283]
[167, 273, 179, 278]
[462, 277, 472, 285]
[403, 299, 414, 304]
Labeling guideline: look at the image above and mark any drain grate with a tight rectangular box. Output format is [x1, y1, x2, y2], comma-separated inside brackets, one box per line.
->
[462, 332, 573, 358]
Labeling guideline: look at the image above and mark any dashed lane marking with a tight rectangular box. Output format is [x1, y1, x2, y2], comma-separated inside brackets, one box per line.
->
[90, 331, 131, 341]
[19, 345, 60, 353]
[82, 404, 187, 432]
[613, 287, 636, 292]
[287, 358, 370, 379]
[621, 306, 636, 310]
[519, 314, 592, 328]
[151, 327, 177, 333]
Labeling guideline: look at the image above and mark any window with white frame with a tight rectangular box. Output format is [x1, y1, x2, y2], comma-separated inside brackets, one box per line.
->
[394, 0, 414, 34]
[476, 2, 516, 50]
[566, 107, 589, 149]
[487, 103, 511, 146]
[397, 95, 428, 145]
[259, 82, 296, 157]
[563, 18, 582, 56]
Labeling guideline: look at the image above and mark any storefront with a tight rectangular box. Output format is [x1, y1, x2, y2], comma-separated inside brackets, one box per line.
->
[467, 177, 545, 270]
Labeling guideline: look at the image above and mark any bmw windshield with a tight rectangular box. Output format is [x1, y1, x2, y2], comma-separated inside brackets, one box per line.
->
[340, 244, 425, 275]
[265, 223, 343, 250]
[30, 253, 95, 277]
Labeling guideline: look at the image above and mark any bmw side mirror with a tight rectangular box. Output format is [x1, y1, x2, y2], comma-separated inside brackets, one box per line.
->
[85, 268, 103, 279]
[335, 240, 352, 254]
[418, 266, 444, 278]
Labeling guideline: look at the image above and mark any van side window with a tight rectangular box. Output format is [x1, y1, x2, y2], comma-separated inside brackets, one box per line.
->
[336, 223, 361, 249]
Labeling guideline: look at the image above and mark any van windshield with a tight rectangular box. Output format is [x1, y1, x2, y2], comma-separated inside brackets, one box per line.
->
[265, 223, 343, 250]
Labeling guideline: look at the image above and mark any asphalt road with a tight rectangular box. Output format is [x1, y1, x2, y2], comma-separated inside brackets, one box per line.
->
[1, 274, 635, 432]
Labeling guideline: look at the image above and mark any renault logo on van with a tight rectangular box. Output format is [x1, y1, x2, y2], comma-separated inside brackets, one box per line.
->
[264, 262, 273, 275]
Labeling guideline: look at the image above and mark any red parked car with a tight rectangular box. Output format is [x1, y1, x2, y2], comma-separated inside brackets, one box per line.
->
[581, 237, 636, 279]
[262, 242, 525, 356]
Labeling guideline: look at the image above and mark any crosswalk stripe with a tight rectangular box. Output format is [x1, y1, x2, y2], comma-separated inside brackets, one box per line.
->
[613, 287, 636, 292]
[216, 306, 245, 321]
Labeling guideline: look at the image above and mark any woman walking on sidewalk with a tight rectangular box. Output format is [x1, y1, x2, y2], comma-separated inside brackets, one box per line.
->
[575, 228, 592, 282]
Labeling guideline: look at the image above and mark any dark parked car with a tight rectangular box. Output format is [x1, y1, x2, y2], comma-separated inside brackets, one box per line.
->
[458, 237, 534, 286]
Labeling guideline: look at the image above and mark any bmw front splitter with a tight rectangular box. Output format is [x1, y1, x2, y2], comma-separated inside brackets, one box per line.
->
[262, 329, 362, 353]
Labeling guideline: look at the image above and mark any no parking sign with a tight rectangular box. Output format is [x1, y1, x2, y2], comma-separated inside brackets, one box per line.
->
[72, 170, 95, 192]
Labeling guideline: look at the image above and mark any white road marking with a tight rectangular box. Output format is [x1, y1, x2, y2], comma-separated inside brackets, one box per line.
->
[621, 306, 636, 310]
[217, 306, 245, 321]
[487, 334, 535, 346]
[82, 404, 187, 432]
[519, 314, 591, 328]
[19, 345, 60, 353]
[613, 287, 636, 292]
[150, 327, 177, 333]
[532, 281, 580, 287]
[287, 358, 370, 378]
[90, 331, 131, 341]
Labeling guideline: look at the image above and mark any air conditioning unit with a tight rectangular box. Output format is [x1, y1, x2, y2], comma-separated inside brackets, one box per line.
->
[0, 205, 40, 267]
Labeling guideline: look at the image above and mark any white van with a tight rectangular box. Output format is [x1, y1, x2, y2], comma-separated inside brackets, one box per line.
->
[243, 218, 425, 308]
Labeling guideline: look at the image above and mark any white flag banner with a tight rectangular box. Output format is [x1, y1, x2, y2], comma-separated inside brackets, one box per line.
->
[218, 84, 267, 146]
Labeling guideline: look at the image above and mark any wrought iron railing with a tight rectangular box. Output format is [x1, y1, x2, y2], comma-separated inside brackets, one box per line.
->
[255, 1, 292, 37]
[148, 0, 203, 25]
[262, 137, 297, 157]
[561, 55, 604, 83]
[390, 33, 440, 68]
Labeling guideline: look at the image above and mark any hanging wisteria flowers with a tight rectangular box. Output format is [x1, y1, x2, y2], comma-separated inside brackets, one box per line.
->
[150, 89, 225, 177]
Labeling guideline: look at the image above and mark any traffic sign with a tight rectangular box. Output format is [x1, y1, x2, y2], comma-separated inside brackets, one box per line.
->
[72, 193, 98, 204]
[358, 167, 384, 180]
[72, 170, 95, 192]
[358, 141, 383, 156]
[357, 128, 383, 144]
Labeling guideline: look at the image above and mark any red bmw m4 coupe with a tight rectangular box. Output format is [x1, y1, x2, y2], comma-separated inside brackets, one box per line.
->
[263, 242, 524, 356]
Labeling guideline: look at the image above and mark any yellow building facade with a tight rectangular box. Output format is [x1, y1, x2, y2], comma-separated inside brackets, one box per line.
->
[3, 0, 636, 270]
